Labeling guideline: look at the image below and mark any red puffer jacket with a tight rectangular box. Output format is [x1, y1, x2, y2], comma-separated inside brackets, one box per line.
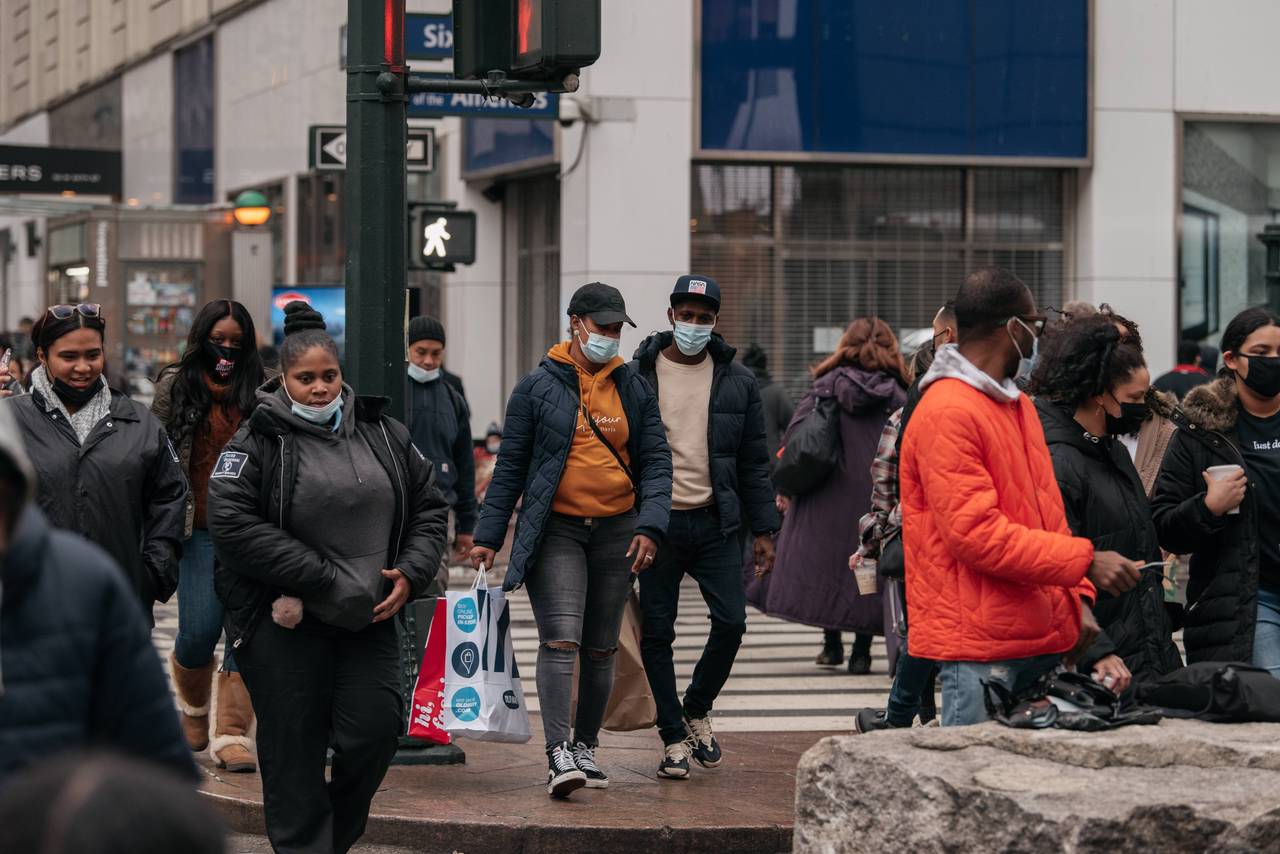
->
[900, 371, 1096, 662]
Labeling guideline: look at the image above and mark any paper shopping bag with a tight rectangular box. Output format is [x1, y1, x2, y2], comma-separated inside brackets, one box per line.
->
[442, 566, 532, 743]
[406, 598, 452, 745]
[570, 589, 657, 732]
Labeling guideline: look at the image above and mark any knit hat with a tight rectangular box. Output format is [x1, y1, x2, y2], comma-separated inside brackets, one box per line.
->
[283, 301, 326, 336]
[485, 421, 502, 438]
[741, 343, 768, 372]
[409, 316, 446, 346]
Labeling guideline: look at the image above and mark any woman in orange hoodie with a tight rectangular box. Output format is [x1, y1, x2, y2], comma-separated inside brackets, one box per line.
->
[471, 283, 672, 798]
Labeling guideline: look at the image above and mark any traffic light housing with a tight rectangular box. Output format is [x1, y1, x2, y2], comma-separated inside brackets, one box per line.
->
[452, 0, 599, 82]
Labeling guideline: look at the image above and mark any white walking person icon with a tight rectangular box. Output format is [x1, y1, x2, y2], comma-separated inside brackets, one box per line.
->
[423, 216, 451, 258]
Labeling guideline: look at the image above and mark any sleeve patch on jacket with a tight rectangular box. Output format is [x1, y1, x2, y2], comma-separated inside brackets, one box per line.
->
[211, 451, 248, 479]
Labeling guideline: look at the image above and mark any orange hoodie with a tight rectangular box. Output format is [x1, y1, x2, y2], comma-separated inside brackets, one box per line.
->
[548, 342, 636, 518]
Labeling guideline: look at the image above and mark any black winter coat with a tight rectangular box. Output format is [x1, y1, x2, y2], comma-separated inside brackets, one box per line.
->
[208, 379, 450, 649]
[473, 354, 672, 590]
[7, 389, 188, 614]
[0, 505, 196, 783]
[632, 333, 780, 539]
[1152, 378, 1264, 665]
[1036, 400, 1182, 682]
[407, 377, 477, 534]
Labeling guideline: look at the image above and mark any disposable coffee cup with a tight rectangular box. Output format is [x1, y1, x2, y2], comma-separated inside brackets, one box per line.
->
[855, 559, 878, 595]
[1206, 464, 1245, 515]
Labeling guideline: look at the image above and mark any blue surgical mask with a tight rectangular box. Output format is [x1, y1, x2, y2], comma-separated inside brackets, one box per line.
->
[673, 321, 714, 356]
[407, 362, 441, 384]
[576, 322, 620, 364]
[1008, 317, 1040, 385]
[290, 392, 343, 430]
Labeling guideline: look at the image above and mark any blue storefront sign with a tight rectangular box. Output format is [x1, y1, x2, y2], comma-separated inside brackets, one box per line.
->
[409, 83, 558, 120]
[406, 14, 453, 60]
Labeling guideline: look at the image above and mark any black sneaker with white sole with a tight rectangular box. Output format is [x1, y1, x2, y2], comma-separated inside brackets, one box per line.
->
[684, 714, 722, 769]
[546, 742, 587, 798]
[657, 735, 695, 780]
[572, 740, 608, 789]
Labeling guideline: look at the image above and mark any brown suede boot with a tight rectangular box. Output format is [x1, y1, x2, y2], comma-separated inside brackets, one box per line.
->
[169, 653, 214, 752]
[210, 671, 257, 773]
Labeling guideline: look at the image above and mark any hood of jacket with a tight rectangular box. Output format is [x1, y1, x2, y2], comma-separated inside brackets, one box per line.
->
[1180, 376, 1239, 434]
[812, 364, 903, 414]
[1147, 386, 1179, 421]
[1035, 397, 1108, 460]
[633, 330, 736, 368]
[919, 343, 1021, 404]
[248, 375, 386, 438]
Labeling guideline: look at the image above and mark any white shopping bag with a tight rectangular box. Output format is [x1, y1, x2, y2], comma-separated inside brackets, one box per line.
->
[442, 565, 532, 743]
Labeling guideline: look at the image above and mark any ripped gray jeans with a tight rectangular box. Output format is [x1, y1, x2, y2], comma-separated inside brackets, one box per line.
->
[523, 510, 636, 750]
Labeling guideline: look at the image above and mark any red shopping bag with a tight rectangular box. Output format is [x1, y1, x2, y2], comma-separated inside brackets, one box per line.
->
[407, 598, 452, 745]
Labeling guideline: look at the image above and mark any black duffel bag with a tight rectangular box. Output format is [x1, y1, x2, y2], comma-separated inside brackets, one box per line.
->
[878, 531, 904, 581]
[773, 397, 841, 497]
[1135, 662, 1280, 722]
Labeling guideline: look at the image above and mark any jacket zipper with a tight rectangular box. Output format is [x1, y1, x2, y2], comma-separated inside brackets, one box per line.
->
[233, 433, 287, 651]
[380, 422, 407, 561]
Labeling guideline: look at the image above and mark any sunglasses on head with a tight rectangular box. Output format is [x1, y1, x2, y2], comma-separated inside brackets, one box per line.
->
[47, 303, 102, 321]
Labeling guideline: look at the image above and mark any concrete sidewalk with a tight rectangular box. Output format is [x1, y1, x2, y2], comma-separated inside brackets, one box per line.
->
[202, 724, 815, 854]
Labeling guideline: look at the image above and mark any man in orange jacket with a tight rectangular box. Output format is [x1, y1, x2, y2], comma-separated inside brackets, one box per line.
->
[899, 268, 1144, 726]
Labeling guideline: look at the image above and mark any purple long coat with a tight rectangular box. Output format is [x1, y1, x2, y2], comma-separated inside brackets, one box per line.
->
[750, 366, 905, 634]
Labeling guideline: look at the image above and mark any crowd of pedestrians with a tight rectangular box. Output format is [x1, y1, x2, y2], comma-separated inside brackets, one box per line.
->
[2, 267, 1280, 851]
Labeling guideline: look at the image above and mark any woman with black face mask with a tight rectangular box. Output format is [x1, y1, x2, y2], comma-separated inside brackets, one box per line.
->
[2, 304, 188, 623]
[1154, 307, 1280, 674]
[152, 300, 267, 773]
[1029, 315, 1182, 691]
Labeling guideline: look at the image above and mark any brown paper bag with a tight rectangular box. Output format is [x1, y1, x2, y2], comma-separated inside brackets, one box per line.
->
[570, 590, 657, 732]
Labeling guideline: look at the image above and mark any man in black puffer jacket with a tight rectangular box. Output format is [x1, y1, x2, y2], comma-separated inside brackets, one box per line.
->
[631, 276, 780, 780]
[0, 404, 194, 784]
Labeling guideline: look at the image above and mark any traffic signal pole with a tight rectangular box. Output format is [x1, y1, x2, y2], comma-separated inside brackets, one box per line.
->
[346, 0, 407, 423]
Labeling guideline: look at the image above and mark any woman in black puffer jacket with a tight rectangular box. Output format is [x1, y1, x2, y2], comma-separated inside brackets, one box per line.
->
[1030, 315, 1182, 691]
[208, 303, 449, 853]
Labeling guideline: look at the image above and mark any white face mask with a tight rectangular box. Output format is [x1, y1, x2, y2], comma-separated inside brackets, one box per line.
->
[408, 362, 441, 383]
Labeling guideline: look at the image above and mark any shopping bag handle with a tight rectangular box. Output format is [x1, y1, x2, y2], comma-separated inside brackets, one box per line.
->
[471, 562, 490, 592]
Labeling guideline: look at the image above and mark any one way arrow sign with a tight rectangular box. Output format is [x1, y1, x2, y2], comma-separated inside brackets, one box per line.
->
[309, 126, 435, 173]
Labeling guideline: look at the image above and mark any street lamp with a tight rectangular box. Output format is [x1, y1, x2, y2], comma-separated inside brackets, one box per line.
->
[233, 190, 271, 227]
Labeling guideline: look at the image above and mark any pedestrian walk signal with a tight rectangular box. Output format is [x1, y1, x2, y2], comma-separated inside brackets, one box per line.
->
[409, 205, 477, 269]
[452, 0, 599, 82]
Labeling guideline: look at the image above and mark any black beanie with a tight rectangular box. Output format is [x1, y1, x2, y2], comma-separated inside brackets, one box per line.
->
[409, 316, 446, 346]
[283, 301, 326, 336]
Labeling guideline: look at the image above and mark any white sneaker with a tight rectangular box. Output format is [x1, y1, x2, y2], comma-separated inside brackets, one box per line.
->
[546, 742, 587, 798]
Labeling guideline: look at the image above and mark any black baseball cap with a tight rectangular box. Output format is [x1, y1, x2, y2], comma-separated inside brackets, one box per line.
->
[567, 282, 636, 327]
[670, 274, 721, 312]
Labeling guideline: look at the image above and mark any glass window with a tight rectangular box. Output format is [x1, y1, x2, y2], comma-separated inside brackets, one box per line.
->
[693, 162, 1066, 399]
[463, 118, 555, 176]
[1181, 121, 1280, 344]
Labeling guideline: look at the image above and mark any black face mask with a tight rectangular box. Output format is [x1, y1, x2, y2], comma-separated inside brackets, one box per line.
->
[1105, 399, 1149, 436]
[52, 376, 101, 408]
[1242, 354, 1280, 399]
[203, 341, 239, 383]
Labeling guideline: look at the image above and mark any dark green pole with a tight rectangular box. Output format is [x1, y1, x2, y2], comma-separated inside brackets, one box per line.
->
[346, 0, 406, 421]
[345, 0, 462, 765]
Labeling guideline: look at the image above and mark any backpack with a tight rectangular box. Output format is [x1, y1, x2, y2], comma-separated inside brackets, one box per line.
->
[1135, 662, 1280, 722]
[772, 396, 841, 496]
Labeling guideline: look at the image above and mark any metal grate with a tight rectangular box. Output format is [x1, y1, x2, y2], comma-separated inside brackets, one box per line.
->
[693, 163, 1067, 401]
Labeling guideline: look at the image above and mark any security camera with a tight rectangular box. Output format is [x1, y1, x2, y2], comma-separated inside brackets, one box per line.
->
[559, 96, 583, 128]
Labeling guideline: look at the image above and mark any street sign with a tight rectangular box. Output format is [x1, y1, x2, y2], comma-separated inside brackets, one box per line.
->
[309, 126, 435, 172]
[409, 205, 477, 268]
[408, 80, 557, 120]
[0, 144, 122, 197]
[406, 14, 454, 60]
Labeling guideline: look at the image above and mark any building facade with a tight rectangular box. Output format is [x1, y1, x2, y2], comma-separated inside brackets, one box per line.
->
[2, 0, 1278, 432]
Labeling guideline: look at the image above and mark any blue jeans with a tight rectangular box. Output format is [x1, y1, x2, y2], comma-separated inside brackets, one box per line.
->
[174, 529, 236, 671]
[1253, 585, 1280, 678]
[937, 654, 1061, 726]
[640, 507, 747, 745]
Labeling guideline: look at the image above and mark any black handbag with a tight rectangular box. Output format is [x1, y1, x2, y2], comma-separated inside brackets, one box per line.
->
[878, 531, 905, 580]
[773, 397, 841, 496]
[1136, 662, 1280, 722]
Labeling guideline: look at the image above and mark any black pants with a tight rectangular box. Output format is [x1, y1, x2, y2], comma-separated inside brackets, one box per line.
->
[640, 507, 747, 745]
[237, 616, 401, 854]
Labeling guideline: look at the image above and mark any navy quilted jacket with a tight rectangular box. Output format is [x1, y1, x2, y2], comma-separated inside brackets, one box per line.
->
[0, 506, 196, 784]
[473, 354, 672, 590]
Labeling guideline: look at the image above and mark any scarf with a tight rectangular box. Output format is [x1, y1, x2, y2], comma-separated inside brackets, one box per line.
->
[29, 365, 113, 444]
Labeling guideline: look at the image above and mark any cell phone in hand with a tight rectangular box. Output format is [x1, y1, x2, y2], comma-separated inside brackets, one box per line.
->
[0, 349, 12, 372]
